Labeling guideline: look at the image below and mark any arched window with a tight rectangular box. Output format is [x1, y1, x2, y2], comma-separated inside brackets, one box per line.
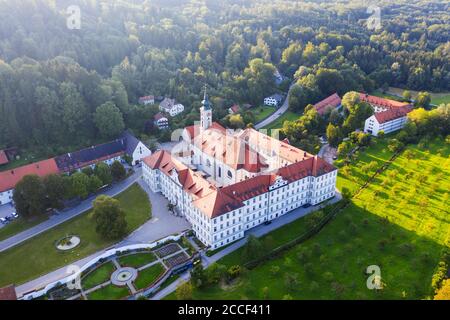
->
[227, 170, 233, 179]
[206, 159, 211, 167]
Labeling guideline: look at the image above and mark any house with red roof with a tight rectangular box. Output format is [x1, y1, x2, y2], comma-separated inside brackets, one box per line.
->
[361, 93, 413, 136]
[139, 95, 155, 105]
[0, 150, 9, 166]
[314, 93, 342, 116]
[154, 112, 169, 130]
[228, 104, 240, 114]
[0, 159, 60, 205]
[0, 285, 17, 300]
[142, 91, 338, 250]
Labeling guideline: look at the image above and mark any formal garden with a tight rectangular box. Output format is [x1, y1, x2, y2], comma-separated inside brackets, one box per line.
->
[169, 135, 449, 300]
[42, 240, 195, 300]
[0, 183, 151, 288]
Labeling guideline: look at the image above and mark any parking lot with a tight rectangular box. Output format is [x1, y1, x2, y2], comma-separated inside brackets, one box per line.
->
[0, 204, 17, 228]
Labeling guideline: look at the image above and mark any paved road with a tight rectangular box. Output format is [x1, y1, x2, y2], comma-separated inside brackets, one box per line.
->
[151, 192, 342, 300]
[0, 168, 143, 253]
[15, 180, 191, 297]
[254, 83, 295, 130]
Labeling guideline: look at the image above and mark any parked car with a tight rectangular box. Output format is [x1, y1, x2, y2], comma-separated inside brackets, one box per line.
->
[332, 156, 338, 160]
[11, 212, 18, 219]
[0, 217, 7, 224]
[264, 221, 272, 226]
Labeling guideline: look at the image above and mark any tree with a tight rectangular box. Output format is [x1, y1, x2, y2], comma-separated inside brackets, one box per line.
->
[326, 123, 342, 148]
[402, 90, 412, 101]
[94, 101, 125, 139]
[111, 161, 126, 181]
[176, 281, 193, 300]
[284, 272, 299, 292]
[87, 175, 103, 194]
[13, 175, 46, 217]
[242, 235, 264, 261]
[434, 279, 450, 300]
[94, 162, 113, 186]
[91, 195, 128, 240]
[228, 114, 245, 129]
[415, 92, 431, 109]
[190, 264, 207, 288]
[70, 172, 90, 199]
[227, 265, 242, 281]
[43, 174, 66, 210]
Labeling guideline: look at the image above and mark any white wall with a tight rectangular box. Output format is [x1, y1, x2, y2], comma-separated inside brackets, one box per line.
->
[131, 142, 152, 165]
[0, 189, 13, 205]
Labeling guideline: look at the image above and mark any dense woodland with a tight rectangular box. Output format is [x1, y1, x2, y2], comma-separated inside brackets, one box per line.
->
[0, 0, 449, 157]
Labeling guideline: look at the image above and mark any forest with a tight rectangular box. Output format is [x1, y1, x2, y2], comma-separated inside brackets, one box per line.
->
[0, 0, 448, 158]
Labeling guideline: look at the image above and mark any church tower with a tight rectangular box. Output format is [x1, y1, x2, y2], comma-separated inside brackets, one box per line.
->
[200, 86, 212, 131]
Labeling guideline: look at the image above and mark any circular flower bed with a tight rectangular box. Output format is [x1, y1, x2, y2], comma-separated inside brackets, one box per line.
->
[56, 235, 81, 251]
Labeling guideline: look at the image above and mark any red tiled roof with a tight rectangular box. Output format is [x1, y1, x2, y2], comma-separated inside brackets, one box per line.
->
[184, 122, 226, 141]
[360, 93, 410, 109]
[0, 150, 9, 165]
[0, 285, 17, 300]
[144, 151, 337, 219]
[314, 93, 341, 115]
[139, 95, 154, 101]
[192, 128, 268, 173]
[374, 105, 413, 124]
[0, 159, 59, 193]
[154, 112, 167, 121]
[230, 105, 240, 113]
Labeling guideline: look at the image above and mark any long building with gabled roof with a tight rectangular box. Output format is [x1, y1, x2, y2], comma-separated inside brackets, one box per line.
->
[143, 92, 338, 250]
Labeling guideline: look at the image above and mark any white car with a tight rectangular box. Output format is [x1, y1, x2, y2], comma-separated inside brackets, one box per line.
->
[0, 217, 7, 224]
[10, 212, 18, 219]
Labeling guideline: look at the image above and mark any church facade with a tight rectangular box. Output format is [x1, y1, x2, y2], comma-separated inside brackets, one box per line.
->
[143, 92, 338, 250]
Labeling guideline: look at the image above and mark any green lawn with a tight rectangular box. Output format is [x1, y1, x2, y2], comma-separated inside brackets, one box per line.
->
[82, 262, 116, 290]
[0, 183, 151, 287]
[388, 87, 450, 106]
[134, 263, 165, 290]
[253, 106, 277, 123]
[0, 216, 48, 241]
[178, 137, 449, 300]
[87, 284, 130, 300]
[431, 94, 450, 106]
[263, 111, 300, 131]
[117, 252, 157, 269]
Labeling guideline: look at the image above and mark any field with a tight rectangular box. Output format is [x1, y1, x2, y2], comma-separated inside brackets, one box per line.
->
[388, 87, 450, 106]
[0, 183, 151, 287]
[263, 111, 300, 130]
[178, 137, 449, 300]
[252, 106, 277, 123]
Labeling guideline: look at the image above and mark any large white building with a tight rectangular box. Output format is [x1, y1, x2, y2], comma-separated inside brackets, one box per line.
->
[143, 92, 337, 250]
[159, 98, 185, 117]
[361, 94, 412, 136]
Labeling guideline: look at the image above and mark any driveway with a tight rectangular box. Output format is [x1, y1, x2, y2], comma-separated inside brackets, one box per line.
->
[318, 144, 337, 164]
[0, 168, 143, 253]
[15, 179, 191, 297]
[254, 83, 295, 130]
[151, 192, 342, 300]
[0, 204, 15, 219]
